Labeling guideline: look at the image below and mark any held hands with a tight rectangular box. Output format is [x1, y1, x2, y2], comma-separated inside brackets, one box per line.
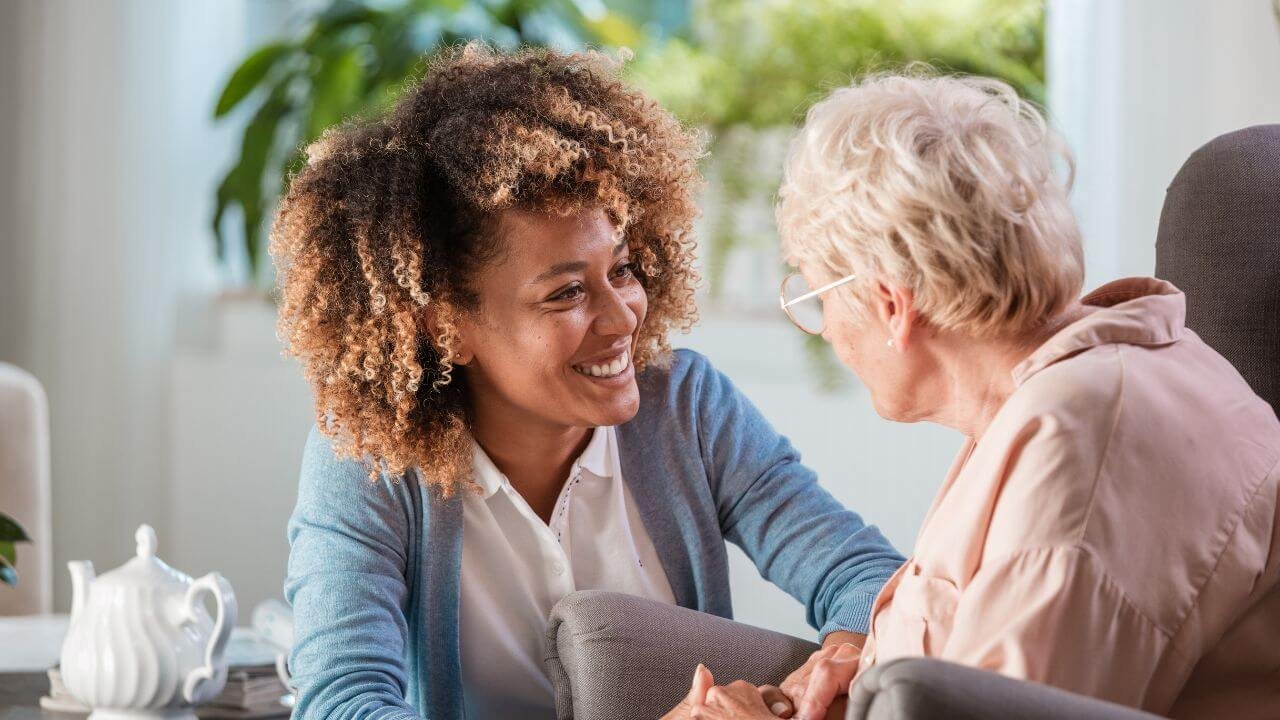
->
[662, 637, 862, 720]
[659, 665, 787, 720]
[777, 638, 863, 720]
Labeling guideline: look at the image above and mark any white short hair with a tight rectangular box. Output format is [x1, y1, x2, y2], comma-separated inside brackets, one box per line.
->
[776, 71, 1084, 337]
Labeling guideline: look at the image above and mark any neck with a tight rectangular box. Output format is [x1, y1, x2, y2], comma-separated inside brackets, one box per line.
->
[921, 303, 1090, 441]
[468, 389, 591, 521]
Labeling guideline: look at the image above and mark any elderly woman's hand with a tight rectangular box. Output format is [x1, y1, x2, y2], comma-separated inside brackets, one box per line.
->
[777, 637, 862, 720]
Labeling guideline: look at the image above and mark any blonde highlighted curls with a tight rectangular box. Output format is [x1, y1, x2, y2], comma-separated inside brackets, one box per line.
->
[777, 69, 1084, 338]
[272, 43, 703, 496]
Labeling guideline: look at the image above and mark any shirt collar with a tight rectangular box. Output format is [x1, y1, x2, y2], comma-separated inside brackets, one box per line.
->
[470, 425, 614, 499]
[1011, 277, 1186, 386]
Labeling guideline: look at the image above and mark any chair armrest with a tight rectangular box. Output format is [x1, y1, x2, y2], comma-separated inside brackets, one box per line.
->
[544, 590, 819, 720]
[848, 658, 1165, 720]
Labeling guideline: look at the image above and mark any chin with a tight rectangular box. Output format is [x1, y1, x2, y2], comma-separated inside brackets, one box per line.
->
[594, 388, 641, 426]
[869, 393, 908, 424]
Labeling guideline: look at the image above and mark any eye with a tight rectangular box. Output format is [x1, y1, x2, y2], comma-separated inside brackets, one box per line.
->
[548, 283, 585, 302]
[611, 261, 636, 281]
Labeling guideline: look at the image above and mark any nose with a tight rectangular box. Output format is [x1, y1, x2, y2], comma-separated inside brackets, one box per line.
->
[592, 284, 639, 338]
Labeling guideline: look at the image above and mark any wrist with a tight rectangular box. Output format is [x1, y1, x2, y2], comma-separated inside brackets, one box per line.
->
[821, 630, 866, 652]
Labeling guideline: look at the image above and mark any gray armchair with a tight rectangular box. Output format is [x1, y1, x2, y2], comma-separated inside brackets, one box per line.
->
[544, 591, 1161, 719]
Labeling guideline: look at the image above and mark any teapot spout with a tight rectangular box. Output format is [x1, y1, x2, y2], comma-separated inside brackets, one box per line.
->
[68, 561, 95, 620]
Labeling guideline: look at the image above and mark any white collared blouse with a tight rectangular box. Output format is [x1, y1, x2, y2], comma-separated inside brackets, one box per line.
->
[457, 425, 675, 718]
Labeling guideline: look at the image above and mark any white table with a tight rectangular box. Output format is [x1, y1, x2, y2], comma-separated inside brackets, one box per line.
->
[0, 614, 283, 672]
[0, 614, 68, 672]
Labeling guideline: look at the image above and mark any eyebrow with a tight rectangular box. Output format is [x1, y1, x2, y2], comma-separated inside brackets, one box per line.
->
[529, 239, 629, 285]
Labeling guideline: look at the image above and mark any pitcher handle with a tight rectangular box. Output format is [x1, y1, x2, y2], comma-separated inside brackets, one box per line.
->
[181, 572, 238, 704]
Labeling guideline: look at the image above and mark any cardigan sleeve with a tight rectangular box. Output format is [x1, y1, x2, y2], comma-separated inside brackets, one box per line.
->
[688, 351, 905, 637]
[284, 425, 423, 720]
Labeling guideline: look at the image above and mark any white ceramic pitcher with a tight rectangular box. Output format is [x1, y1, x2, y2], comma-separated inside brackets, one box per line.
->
[60, 524, 237, 720]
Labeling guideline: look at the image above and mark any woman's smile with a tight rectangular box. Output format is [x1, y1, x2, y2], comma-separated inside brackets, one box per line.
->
[571, 345, 632, 379]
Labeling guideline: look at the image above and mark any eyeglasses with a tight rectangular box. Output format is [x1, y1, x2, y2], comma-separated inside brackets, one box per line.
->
[779, 271, 857, 334]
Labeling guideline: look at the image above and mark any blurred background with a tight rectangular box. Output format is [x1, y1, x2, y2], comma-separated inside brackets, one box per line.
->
[0, 0, 1277, 640]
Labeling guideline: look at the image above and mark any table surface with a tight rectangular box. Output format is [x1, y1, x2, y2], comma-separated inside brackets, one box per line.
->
[0, 616, 289, 718]
[0, 672, 78, 719]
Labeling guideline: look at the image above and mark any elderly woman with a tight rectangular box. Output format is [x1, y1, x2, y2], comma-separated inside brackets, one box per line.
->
[684, 74, 1280, 720]
[274, 45, 903, 720]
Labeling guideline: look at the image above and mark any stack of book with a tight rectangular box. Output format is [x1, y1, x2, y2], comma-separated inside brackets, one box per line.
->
[197, 663, 292, 719]
[42, 664, 292, 719]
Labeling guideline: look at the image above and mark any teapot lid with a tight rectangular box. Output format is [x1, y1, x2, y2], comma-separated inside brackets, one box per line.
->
[96, 524, 192, 591]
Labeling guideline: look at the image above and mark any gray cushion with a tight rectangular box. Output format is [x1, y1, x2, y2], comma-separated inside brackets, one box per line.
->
[544, 590, 818, 720]
[848, 658, 1164, 720]
[1155, 124, 1280, 417]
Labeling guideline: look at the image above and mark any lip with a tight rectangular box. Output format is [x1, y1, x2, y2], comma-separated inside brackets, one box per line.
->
[571, 341, 632, 366]
[573, 359, 635, 385]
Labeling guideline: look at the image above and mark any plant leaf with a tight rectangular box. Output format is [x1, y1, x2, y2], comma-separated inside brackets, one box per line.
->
[0, 553, 16, 586]
[0, 513, 29, 543]
[305, 2, 379, 50]
[583, 11, 644, 48]
[211, 87, 292, 281]
[306, 46, 366, 142]
[0, 541, 14, 565]
[214, 42, 293, 118]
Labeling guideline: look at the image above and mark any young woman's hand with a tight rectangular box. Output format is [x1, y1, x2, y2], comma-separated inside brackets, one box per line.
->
[663, 665, 794, 720]
[661, 664, 715, 720]
[688, 681, 778, 719]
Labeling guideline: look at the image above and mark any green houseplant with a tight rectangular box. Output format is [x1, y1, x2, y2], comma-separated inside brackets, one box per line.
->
[211, 0, 650, 288]
[625, 0, 1045, 387]
[0, 512, 31, 586]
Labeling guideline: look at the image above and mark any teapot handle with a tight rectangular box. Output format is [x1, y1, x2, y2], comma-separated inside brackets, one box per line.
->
[181, 572, 238, 705]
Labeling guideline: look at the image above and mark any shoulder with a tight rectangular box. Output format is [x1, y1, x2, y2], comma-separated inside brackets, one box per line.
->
[299, 424, 377, 491]
[634, 347, 714, 395]
[295, 424, 417, 527]
[630, 348, 744, 426]
[1007, 345, 1125, 433]
[978, 348, 1125, 553]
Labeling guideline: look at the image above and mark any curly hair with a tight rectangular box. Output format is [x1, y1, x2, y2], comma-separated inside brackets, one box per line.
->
[271, 44, 703, 496]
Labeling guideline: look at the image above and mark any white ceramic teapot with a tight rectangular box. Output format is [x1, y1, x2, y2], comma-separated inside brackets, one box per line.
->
[60, 524, 237, 720]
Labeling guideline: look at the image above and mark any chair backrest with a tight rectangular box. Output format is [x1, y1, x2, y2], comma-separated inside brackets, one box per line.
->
[0, 362, 53, 615]
[1155, 124, 1280, 418]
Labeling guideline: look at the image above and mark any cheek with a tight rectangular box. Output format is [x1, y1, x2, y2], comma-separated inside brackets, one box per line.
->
[630, 288, 648, 330]
[825, 318, 866, 372]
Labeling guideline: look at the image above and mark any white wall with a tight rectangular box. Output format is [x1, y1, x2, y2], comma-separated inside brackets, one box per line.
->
[0, 0, 283, 613]
[1048, 0, 1280, 286]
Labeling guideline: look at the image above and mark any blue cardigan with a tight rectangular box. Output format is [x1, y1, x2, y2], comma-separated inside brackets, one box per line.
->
[285, 349, 904, 719]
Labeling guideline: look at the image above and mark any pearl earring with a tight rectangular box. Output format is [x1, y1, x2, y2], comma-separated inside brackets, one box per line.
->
[886, 339, 895, 349]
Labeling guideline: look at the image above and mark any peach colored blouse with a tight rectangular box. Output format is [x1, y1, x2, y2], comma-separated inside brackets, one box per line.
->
[858, 278, 1280, 718]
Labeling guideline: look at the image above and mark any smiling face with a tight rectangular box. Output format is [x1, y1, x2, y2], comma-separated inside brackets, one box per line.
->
[453, 207, 647, 432]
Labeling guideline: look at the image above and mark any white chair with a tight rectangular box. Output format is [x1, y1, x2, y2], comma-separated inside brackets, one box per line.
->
[0, 362, 52, 615]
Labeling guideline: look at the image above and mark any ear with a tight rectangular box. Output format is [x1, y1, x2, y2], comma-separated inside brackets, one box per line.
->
[418, 305, 474, 366]
[872, 281, 919, 352]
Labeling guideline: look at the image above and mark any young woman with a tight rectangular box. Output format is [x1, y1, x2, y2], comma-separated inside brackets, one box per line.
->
[274, 44, 904, 720]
